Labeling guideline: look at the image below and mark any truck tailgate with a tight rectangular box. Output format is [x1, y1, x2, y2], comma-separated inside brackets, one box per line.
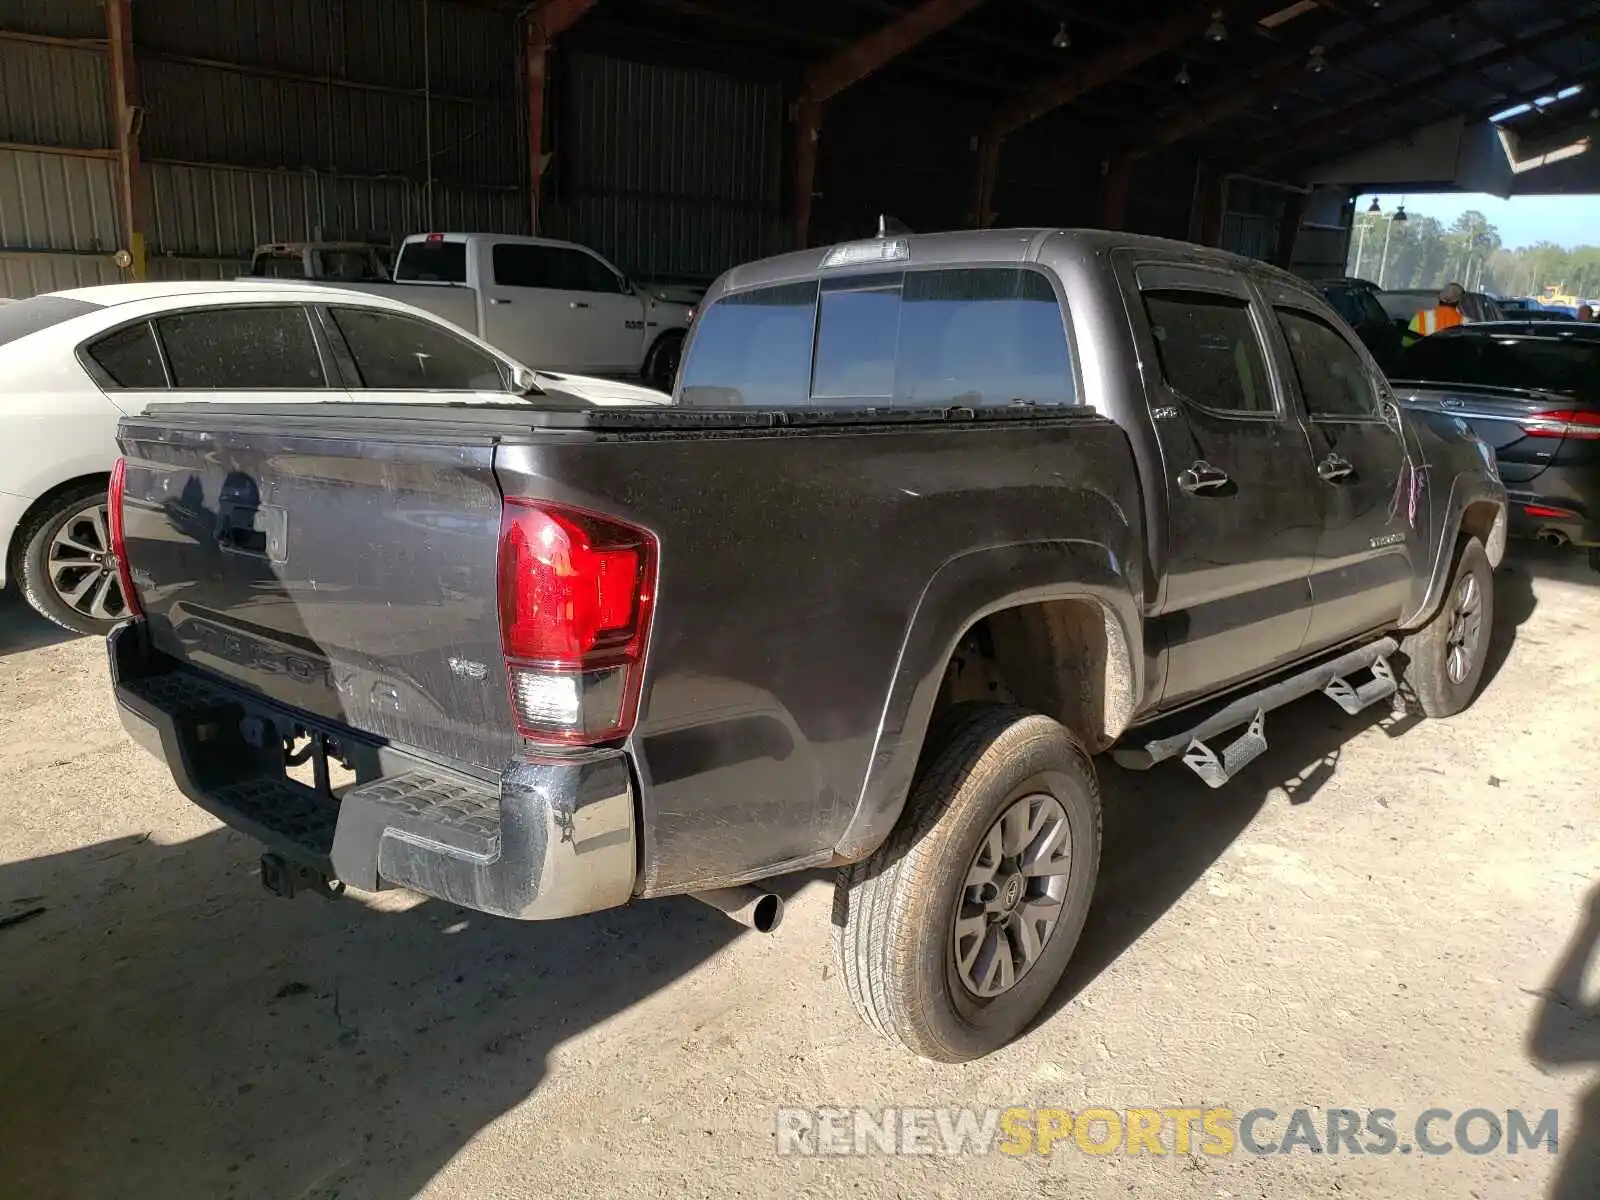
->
[117, 408, 520, 774]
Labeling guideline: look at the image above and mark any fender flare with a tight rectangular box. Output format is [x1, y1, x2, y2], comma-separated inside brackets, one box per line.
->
[1401, 470, 1507, 630]
[832, 539, 1142, 861]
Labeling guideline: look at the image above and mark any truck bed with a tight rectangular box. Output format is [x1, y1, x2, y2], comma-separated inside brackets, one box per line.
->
[115, 400, 1143, 896]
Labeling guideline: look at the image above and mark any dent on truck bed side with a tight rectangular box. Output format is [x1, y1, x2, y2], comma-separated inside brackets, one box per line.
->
[832, 535, 1144, 863]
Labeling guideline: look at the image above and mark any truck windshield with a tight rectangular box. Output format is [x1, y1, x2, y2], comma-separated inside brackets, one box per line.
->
[680, 266, 1076, 409]
[0, 295, 103, 348]
[395, 241, 467, 284]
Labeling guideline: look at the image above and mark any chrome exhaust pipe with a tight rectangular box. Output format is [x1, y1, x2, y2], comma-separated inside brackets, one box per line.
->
[689, 885, 784, 933]
[1537, 529, 1570, 547]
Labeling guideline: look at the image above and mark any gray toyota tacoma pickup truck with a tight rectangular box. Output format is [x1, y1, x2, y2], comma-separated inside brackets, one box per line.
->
[107, 229, 1506, 1061]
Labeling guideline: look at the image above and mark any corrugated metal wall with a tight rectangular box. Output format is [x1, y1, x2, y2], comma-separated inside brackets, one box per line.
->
[543, 53, 783, 282]
[0, 0, 526, 297]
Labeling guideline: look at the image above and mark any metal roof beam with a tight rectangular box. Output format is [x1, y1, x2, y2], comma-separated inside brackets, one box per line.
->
[1124, 0, 1467, 159]
[794, 0, 988, 247]
[1248, 11, 1600, 169]
[801, 0, 987, 103]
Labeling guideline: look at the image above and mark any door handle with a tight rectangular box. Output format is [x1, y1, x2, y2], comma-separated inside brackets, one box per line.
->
[570, 300, 590, 309]
[1177, 461, 1231, 495]
[489, 297, 511, 305]
[1317, 453, 1355, 482]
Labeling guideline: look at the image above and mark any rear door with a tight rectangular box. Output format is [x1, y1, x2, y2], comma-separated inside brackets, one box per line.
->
[1261, 282, 1420, 649]
[1117, 256, 1322, 705]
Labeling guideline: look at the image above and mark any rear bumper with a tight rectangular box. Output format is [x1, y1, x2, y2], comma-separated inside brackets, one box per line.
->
[1506, 480, 1600, 548]
[109, 621, 637, 920]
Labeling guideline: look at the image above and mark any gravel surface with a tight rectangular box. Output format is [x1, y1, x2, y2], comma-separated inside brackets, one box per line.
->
[1, 545, 1596, 1200]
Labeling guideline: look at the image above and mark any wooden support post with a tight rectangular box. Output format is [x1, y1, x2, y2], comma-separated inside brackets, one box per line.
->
[1099, 157, 1131, 231]
[792, 99, 823, 250]
[106, 0, 145, 279]
[525, 0, 597, 235]
[1275, 190, 1308, 268]
[972, 133, 1000, 229]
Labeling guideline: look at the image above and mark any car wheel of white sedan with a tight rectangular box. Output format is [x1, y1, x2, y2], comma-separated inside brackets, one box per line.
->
[17, 482, 132, 636]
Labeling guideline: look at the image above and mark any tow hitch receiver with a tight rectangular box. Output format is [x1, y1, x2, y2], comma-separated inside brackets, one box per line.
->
[259, 853, 344, 900]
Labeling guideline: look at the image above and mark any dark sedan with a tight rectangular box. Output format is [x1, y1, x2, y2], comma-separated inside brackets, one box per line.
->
[1394, 322, 1600, 570]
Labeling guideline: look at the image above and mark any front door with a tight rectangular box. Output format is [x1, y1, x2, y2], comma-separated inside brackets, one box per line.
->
[1117, 259, 1323, 707]
[1260, 285, 1420, 651]
[481, 241, 583, 371]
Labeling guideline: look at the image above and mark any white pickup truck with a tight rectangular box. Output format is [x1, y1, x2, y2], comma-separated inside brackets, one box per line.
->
[329, 233, 695, 391]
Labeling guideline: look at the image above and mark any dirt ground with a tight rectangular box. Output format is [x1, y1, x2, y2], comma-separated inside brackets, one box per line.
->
[1, 544, 1597, 1200]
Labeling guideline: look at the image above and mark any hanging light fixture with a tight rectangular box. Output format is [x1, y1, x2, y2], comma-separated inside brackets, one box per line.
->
[1205, 10, 1227, 42]
[1307, 44, 1327, 73]
[1175, 60, 1192, 86]
[1367, 197, 1382, 213]
[1394, 204, 1408, 224]
[1051, 20, 1071, 49]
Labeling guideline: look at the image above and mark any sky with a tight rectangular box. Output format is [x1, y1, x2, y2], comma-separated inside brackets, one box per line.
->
[1356, 192, 1600, 251]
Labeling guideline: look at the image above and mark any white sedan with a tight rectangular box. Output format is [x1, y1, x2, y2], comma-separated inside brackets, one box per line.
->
[0, 281, 668, 635]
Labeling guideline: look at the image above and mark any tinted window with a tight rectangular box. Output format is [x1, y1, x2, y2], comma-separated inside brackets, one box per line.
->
[896, 268, 1074, 406]
[1320, 285, 1363, 327]
[1142, 291, 1272, 414]
[813, 282, 899, 399]
[87, 322, 166, 388]
[395, 240, 467, 283]
[493, 243, 558, 289]
[1398, 336, 1482, 383]
[679, 281, 818, 406]
[331, 307, 506, 391]
[317, 249, 385, 282]
[0, 295, 101, 348]
[568, 250, 625, 294]
[1480, 338, 1600, 397]
[1276, 309, 1380, 418]
[156, 306, 325, 389]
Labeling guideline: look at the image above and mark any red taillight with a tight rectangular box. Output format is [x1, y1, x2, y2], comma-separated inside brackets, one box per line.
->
[1524, 504, 1576, 519]
[424, 232, 444, 243]
[107, 457, 142, 618]
[1524, 409, 1600, 439]
[496, 501, 656, 745]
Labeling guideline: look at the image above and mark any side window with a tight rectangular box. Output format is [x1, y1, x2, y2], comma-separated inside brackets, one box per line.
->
[1399, 335, 1482, 383]
[679, 281, 818, 406]
[492, 244, 559, 289]
[86, 321, 167, 388]
[329, 307, 506, 391]
[1141, 290, 1273, 415]
[155, 306, 325, 390]
[1275, 308, 1381, 419]
[569, 251, 627, 295]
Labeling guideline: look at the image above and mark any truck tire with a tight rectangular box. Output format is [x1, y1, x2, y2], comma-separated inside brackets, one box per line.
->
[1398, 535, 1493, 719]
[834, 703, 1101, 1062]
[645, 331, 684, 393]
[15, 480, 131, 637]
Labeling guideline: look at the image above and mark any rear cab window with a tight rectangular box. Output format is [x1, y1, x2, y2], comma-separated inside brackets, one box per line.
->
[395, 239, 468, 283]
[679, 266, 1075, 409]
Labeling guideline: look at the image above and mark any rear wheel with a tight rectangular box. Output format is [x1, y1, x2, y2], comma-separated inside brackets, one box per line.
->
[834, 704, 1101, 1062]
[1398, 536, 1493, 718]
[15, 482, 131, 636]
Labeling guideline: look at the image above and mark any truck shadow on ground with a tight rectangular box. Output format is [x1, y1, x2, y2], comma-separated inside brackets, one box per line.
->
[1042, 558, 1536, 1023]
[1528, 885, 1600, 1199]
[0, 829, 740, 1200]
[0, 589, 80, 658]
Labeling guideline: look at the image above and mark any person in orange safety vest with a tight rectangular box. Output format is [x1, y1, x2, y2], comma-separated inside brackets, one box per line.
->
[1404, 282, 1466, 346]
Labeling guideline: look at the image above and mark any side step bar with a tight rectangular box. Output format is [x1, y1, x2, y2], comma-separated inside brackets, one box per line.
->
[1112, 637, 1400, 788]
